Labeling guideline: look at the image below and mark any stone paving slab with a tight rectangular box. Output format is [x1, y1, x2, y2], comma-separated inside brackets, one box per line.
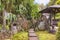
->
[29, 30, 34, 33]
[29, 32, 37, 37]
[29, 28, 34, 33]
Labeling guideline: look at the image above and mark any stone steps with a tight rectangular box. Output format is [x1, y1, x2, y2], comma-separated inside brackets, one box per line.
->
[28, 29, 38, 40]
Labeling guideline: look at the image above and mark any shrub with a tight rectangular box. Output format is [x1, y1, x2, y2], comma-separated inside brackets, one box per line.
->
[12, 32, 28, 40]
[56, 21, 60, 40]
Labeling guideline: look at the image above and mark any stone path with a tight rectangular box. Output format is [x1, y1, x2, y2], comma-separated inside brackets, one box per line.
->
[28, 28, 38, 40]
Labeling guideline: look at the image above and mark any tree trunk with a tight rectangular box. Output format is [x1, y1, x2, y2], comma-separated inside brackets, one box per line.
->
[2, 10, 7, 32]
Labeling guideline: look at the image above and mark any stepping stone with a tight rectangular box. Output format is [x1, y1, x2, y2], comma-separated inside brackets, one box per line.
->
[29, 32, 37, 37]
[29, 29, 34, 31]
[29, 37, 38, 40]
[28, 29, 38, 40]
[29, 29, 34, 33]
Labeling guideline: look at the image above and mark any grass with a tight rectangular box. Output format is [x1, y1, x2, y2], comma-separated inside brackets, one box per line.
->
[36, 31, 56, 40]
[12, 31, 28, 40]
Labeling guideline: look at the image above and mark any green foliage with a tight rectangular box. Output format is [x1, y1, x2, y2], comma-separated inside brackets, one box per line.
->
[26, 0, 40, 20]
[36, 31, 56, 40]
[55, 13, 60, 19]
[0, 24, 2, 29]
[0, 0, 40, 20]
[47, 0, 57, 6]
[56, 21, 60, 40]
[0, 0, 40, 32]
[0, 4, 4, 11]
[55, 0, 60, 5]
[12, 32, 28, 40]
[6, 25, 9, 30]
[54, 0, 60, 39]
[31, 4, 39, 19]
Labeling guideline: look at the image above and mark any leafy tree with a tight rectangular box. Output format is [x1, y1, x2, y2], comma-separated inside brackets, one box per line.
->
[55, 0, 60, 5]
[47, 0, 57, 6]
[0, 0, 40, 31]
[56, 21, 60, 40]
[55, 0, 60, 40]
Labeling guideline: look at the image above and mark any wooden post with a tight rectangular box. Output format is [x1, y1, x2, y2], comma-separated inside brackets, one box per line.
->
[50, 13, 52, 26]
[54, 13, 56, 20]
